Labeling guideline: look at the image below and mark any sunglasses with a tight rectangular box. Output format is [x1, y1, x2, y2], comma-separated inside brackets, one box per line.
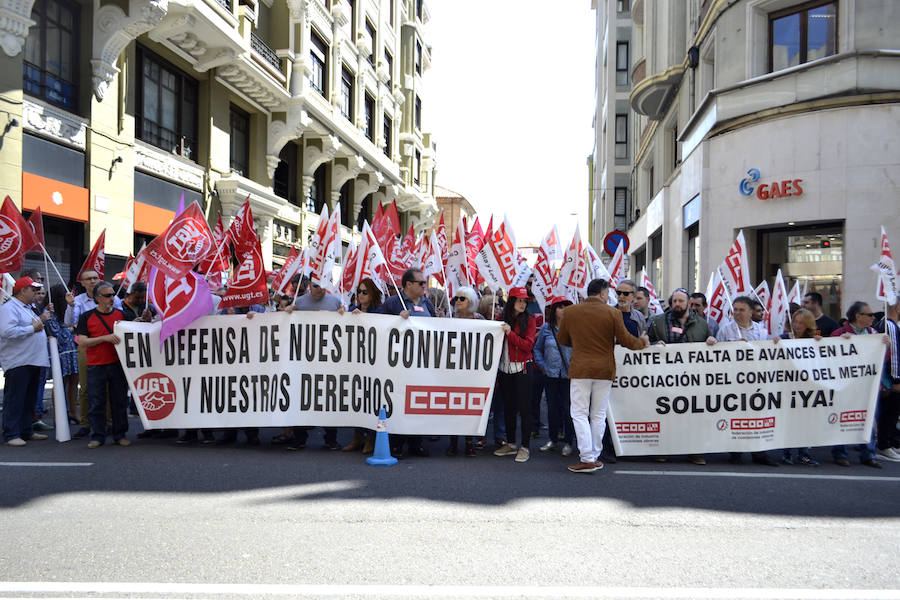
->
[356, 289, 369, 295]
[452, 296, 467, 302]
[99, 292, 116, 298]
[618, 290, 633, 296]
[311, 283, 321, 289]
[410, 280, 426, 286]
[859, 312, 874, 317]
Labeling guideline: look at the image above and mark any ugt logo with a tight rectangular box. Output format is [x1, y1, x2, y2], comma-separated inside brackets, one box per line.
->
[134, 373, 177, 420]
[739, 168, 760, 196]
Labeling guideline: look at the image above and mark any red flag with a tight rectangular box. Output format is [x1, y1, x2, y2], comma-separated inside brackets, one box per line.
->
[399, 224, 417, 266]
[271, 246, 302, 295]
[466, 217, 485, 286]
[0, 196, 39, 272]
[340, 238, 359, 305]
[26, 206, 44, 252]
[143, 202, 215, 280]
[765, 269, 790, 336]
[113, 254, 133, 281]
[305, 203, 333, 280]
[373, 202, 384, 226]
[357, 221, 390, 294]
[531, 247, 555, 312]
[373, 200, 401, 252]
[76, 229, 106, 282]
[227, 196, 258, 258]
[219, 241, 268, 309]
[198, 212, 230, 274]
[435, 211, 448, 267]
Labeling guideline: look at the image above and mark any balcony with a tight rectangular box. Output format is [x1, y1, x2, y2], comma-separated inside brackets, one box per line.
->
[631, 57, 646, 88]
[629, 64, 684, 120]
[251, 31, 281, 72]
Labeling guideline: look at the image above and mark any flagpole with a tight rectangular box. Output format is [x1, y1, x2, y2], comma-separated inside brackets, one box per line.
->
[40, 244, 67, 288]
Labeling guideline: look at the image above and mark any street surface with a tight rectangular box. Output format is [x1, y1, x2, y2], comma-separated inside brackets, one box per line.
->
[1, 417, 899, 600]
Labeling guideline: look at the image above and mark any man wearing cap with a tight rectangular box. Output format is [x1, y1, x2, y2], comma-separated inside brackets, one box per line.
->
[557, 278, 649, 473]
[64, 269, 122, 438]
[0, 277, 52, 446]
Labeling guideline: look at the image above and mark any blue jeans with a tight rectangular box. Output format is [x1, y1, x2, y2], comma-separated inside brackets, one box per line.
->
[831, 433, 877, 462]
[490, 374, 506, 442]
[87, 363, 129, 443]
[545, 377, 573, 444]
[34, 367, 48, 416]
[2, 365, 40, 441]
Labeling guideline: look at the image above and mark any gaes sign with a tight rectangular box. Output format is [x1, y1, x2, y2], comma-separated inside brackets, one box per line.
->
[739, 168, 803, 200]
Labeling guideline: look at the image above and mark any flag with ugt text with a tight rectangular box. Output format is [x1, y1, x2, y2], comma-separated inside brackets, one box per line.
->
[143, 202, 214, 280]
[0, 196, 39, 273]
[219, 241, 268, 310]
[718, 230, 753, 299]
[872, 226, 898, 305]
[148, 266, 213, 349]
[227, 196, 258, 258]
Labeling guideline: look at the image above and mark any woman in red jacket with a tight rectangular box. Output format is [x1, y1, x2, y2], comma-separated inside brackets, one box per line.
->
[493, 287, 537, 463]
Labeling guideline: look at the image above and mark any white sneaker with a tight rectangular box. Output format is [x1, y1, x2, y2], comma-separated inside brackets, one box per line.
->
[539, 440, 557, 452]
[493, 443, 518, 457]
[5, 438, 26, 447]
[876, 447, 900, 462]
[26, 433, 48, 441]
[514, 447, 530, 463]
[561, 443, 573, 457]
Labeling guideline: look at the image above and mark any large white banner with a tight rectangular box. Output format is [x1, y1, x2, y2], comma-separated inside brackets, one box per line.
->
[609, 337, 886, 456]
[115, 312, 504, 435]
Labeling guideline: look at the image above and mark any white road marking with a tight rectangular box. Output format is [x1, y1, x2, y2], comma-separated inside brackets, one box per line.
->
[0, 462, 93, 467]
[0, 582, 899, 599]
[614, 469, 900, 482]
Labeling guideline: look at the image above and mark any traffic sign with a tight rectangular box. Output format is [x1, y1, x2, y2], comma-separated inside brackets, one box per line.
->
[603, 230, 629, 257]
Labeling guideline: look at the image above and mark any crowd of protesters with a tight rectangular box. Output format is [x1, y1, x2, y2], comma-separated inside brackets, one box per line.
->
[2, 265, 898, 474]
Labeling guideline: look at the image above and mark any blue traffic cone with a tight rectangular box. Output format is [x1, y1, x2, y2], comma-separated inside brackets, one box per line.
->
[366, 407, 398, 466]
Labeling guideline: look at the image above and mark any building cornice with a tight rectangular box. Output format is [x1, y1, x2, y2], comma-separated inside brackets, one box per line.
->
[0, 0, 36, 57]
[21, 98, 87, 150]
[134, 140, 205, 190]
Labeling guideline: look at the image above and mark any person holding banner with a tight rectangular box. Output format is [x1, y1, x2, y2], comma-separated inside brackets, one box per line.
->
[447, 286, 483, 457]
[65, 270, 122, 438]
[875, 301, 900, 461]
[74, 282, 130, 449]
[557, 279, 648, 473]
[0, 277, 52, 446]
[492, 287, 537, 463]
[830, 301, 887, 468]
[534, 297, 574, 457]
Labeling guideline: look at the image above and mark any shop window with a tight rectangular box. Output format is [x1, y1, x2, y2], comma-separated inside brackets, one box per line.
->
[137, 47, 198, 160]
[340, 65, 354, 121]
[24, 0, 79, 111]
[229, 105, 250, 177]
[310, 30, 328, 97]
[364, 93, 375, 141]
[615, 114, 627, 159]
[614, 187, 628, 232]
[615, 42, 629, 86]
[769, 1, 837, 73]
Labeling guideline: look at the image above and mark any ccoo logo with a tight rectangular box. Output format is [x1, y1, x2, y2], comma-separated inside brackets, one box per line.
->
[717, 419, 728, 431]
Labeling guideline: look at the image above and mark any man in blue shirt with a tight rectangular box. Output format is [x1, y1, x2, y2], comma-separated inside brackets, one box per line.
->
[1, 277, 52, 446]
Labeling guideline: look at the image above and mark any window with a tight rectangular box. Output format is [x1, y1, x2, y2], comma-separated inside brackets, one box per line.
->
[306, 163, 326, 213]
[614, 114, 627, 159]
[388, 0, 394, 27]
[339, 181, 352, 227]
[384, 50, 393, 88]
[229, 105, 250, 177]
[413, 149, 421, 185]
[365, 19, 376, 66]
[415, 40, 422, 74]
[615, 42, 629, 86]
[137, 47, 198, 160]
[357, 195, 370, 231]
[650, 231, 663, 291]
[414, 96, 421, 130]
[769, 1, 837, 72]
[274, 142, 298, 206]
[614, 187, 628, 231]
[617, 0, 630, 11]
[344, 0, 356, 39]
[24, 0, 79, 111]
[687, 223, 700, 294]
[340, 65, 354, 121]
[383, 114, 392, 158]
[310, 30, 328, 97]
[416, 0, 423, 21]
[364, 93, 375, 141]
[648, 164, 655, 200]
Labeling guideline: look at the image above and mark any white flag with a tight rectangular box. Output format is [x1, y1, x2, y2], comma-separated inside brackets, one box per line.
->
[718, 230, 753, 299]
[786, 280, 802, 306]
[705, 270, 733, 326]
[871, 226, 898, 305]
[765, 269, 789, 337]
[558, 224, 589, 298]
[540, 225, 563, 262]
[753, 280, 771, 309]
[445, 216, 470, 297]
[640, 269, 664, 316]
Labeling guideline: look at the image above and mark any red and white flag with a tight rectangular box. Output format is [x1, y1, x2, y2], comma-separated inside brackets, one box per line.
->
[227, 196, 259, 258]
[558, 224, 588, 298]
[77, 229, 106, 282]
[765, 269, 789, 336]
[607, 238, 626, 291]
[640, 269, 665, 316]
[531, 248, 555, 313]
[25, 206, 44, 252]
[705, 270, 733, 326]
[541, 225, 563, 262]
[434, 211, 448, 268]
[198, 212, 230, 275]
[313, 204, 341, 291]
[357, 221, 390, 295]
[872, 226, 898, 305]
[121, 243, 150, 292]
[305, 203, 332, 277]
[271, 246, 303, 295]
[466, 217, 485, 286]
[718, 230, 753, 299]
[219, 241, 268, 309]
[445, 216, 470, 296]
[474, 219, 521, 292]
[786, 280, 802, 306]
[148, 266, 214, 349]
[422, 231, 445, 286]
[586, 244, 611, 283]
[753, 280, 771, 309]
[143, 202, 214, 280]
[0, 196, 40, 273]
[340, 238, 359, 307]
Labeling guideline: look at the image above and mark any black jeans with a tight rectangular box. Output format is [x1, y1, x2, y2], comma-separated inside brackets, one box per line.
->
[499, 371, 532, 448]
[545, 377, 573, 444]
[528, 362, 545, 433]
[87, 362, 129, 443]
[877, 389, 900, 449]
[2, 365, 40, 442]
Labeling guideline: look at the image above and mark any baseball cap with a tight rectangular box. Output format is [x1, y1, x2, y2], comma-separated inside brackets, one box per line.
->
[13, 276, 42, 293]
[508, 287, 528, 299]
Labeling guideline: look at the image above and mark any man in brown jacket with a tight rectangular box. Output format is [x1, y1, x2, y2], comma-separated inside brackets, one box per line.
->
[557, 278, 649, 473]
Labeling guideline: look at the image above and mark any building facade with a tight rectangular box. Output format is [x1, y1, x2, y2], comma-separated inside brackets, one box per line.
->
[0, 0, 437, 281]
[591, 0, 900, 318]
[433, 185, 475, 241]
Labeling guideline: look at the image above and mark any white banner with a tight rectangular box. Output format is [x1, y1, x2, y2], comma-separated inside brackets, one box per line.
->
[609, 337, 885, 456]
[115, 312, 504, 435]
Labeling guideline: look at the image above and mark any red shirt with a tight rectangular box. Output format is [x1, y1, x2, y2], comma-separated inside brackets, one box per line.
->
[75, 308, 124, 365]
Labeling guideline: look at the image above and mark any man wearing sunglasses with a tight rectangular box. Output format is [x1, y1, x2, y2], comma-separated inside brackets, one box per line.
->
[75, 282, 129, 448]
[64, 269, 123, 438]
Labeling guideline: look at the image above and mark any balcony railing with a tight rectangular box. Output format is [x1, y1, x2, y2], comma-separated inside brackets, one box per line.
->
[214, 0, 233, 10]
[251, 31, 281, 71]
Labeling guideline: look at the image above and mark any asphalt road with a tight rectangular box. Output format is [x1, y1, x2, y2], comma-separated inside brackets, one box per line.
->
[1, 418, 899, 600]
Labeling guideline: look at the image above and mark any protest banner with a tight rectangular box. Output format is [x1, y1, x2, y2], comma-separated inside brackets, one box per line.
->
[115, 311, 504, 435]
[607, 336, 885, 456]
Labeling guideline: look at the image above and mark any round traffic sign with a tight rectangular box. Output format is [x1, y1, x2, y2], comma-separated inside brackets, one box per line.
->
[603, 230, 629, 257]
